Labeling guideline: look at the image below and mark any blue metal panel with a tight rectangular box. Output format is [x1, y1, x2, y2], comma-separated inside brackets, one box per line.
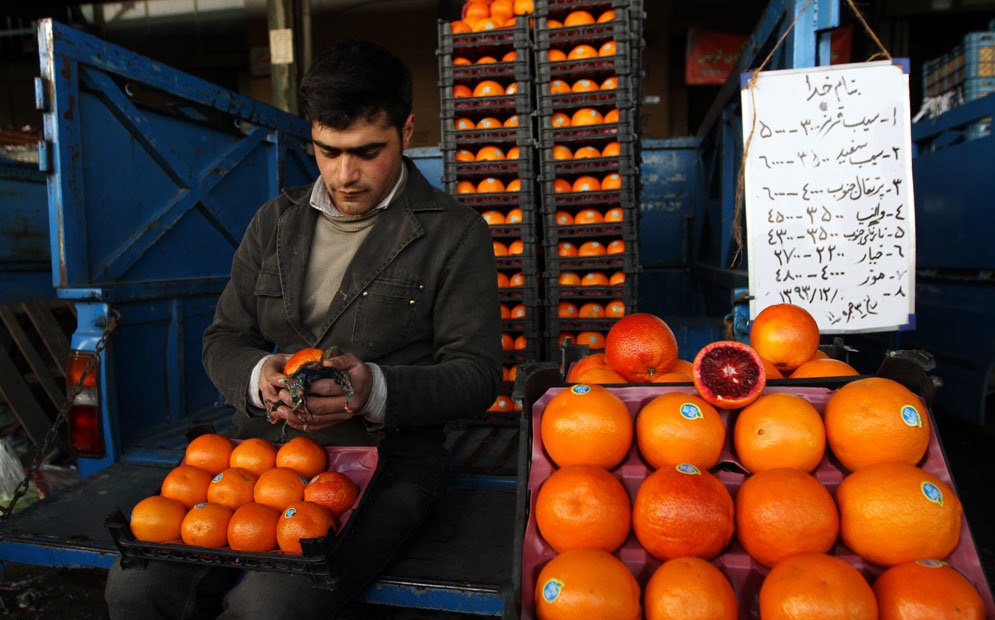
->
[639, 139, 697, 267]
[37, 18, 316, 297]
[407, 146, 445, 190]
[0, 161, 53, 302]
[0, 541, 117, 569]
[358, 582, 503, 615]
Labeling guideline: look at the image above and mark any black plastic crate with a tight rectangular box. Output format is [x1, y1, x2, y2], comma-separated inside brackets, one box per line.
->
[442, 81, 536, 120]
[534, 43, 641, 80]
[536, 109, 638, 144]
[533, 0, 644, 21]
[438, 16, 532, 59]
[538, 159, 638, 191]
[538, 183, 638, 211]
[440, 122, 535, 150]
[542, 214, 637, 245]
[544, 247, 638, 272]
[442, 148, 538, 181]
[533, 9, 640, 51]
[493, 235, 540, 261]
[440, 55, 533, 89]
[545, 279, 638, 306]
[537, 83, 637, 116]
[497, 273, 542, 306]
[500, 304, 544, 336]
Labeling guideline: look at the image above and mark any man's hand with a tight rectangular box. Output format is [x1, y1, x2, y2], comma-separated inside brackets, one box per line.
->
[268, 351, 373, 432]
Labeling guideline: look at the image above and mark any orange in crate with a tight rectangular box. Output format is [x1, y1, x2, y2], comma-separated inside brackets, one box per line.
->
[554, 210, 574, 225]
[514, 0, 533, 15]
[606, 239, 625, 254]
[501, 333, 514, 350]
[571, 79, 599, 93]
[510, 304, 526, 318]
[253, 467, 308, 511]
[453, 57, 472, 65]
[547, 48, 567, 62]
[572, 107, 604, 125]
[506, 82, 519, 95]
[602, 140, 621, 156]
[505, 207, 523, 223]
[161, 464, 213, 509]
[578, 302, 605, 318]
[572, 146, 601, 159]
[492, 241, 509, 257]
[480, 210, 506, 225]
[477, 178, 506, 193]
[533, 549, 641, 620]
[454, 117, 475, 130]
[477, 56, 498, 64]
[490, 0, 514, 24]
[873, 560, 987, 619]
[476, 117, 502, 129]
[571, 365, 627, 385]
[733, 392, 826, 473]
[305, 471, 360, 518]
[455, 180, 476, 194]
[450, 19, 472, 33]
[597, 9, 615, 22]
[563, 10, 595, 27]
[567, 44, 598, 60]
[557, 241, 578, 257]
[180, 502, 233, 548]
[549, 79, 571, 95]
[551, 112, 571, 127]
[509, 272, 526, 287]
[644, 557, 738, 620]
[557, 302, 578, 318]
[552, 178, 572, 193]
[497, 272, 510, 288]
[501, 49, 517, 62]
[600, 76, 619, 90]
[514, 334, 528, 350]
[558, 271, 581, 285]
[276, 501, 336, 555]
[575, 208, 604, 224]
[599, 40, 617, 57]
[759, 553, 877, 620]
[540, 383, 632, 469]
[606, 299, 625, 318]
[546, 18, 563, 28]
[454, 149, 475, 162]
[578, 240, 606, 256]
[604, 109, 620, 123]
[534, 465, 631, 553]
[636, 392, 725, 470]
[602, 172, 622, 190]
[572, 176, 601, 192]
[276, 436, 328, 480]
[506, 146, 521, 159]
[503, 115, 519, 127]
[735, 468, 840, 568]
[609, 271, 626, 285]
[472, 80, 505, 97]
[184, 433, 235, 476]
[575, 331, 606, 349]
[206, 467, 258, 511]
[581, 272, 610, 286]
[129, 495, 187, 543]
[453, 84, 472, 98]
[488, 394, 515, 412]
[472, 17, 501, 31]
[505, 179, 522, 193]
[475, 145, 505, 161]
[227, 502, 280, 552]
[551, 145, 573, 160]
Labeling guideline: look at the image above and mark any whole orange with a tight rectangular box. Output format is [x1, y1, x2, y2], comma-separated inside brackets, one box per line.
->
[533, 548, 641, 620]
[253, 466, 308, 511]
[824, 376, 931, 471]
[129, 495, 187, 542]
[534, 465, 631, 553]
[649, 371, 693, 384]
[632, 464, 734, 561]
[206, 466, 258, 511]
[229, 437, 278, 477]
[227, 502, 281, 552]
[873, 560, 986, 620]
[276, 501, 336, 554]
[160, 464, 213, 509]
[564, 352, 608, 382]
[183, 433, 235, 475]
[276, 436, 328, 480]
[836, 462, 962, 566]
[304, 471, 360, 518]
[540, 384, 632, 469]
[635, 392, 725, 470]
[283, 347, 324, 375]
[735, 468, 839, 567]
[749, 303, 821, 373]
[604, 313, 679, 382]
[180, 502, 233, 548]
[790, 357, 859, 378]
[733, 392, 826, 473]
[571, 365, 627, 384]
[759, 552, 877, 620]
[643, 556, 738, 620]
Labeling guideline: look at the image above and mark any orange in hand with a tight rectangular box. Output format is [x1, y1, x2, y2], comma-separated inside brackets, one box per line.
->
[284, 348, 324, 375]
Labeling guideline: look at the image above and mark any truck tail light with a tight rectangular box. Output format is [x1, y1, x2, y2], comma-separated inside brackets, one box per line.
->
[66, 352, 103, 458]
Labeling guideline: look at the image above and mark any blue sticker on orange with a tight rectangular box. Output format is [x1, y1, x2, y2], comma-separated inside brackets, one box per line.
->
[284, 506, 297, 518]
[915, 559, 946, 568]
[680, 403, 703, 420]
[921, 482, 943, 506]
[901, 405, 922, 427]
[676, 463, 701, 475]
[542, 578, 564, 603]
[572, 384, 592, 395]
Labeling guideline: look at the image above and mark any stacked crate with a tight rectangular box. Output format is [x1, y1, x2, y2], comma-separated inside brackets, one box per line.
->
[438, 16, 541, 412]
[532, 0, 644, 356]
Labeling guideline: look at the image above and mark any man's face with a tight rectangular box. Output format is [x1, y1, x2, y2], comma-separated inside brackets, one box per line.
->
[312, 113, 414, 216]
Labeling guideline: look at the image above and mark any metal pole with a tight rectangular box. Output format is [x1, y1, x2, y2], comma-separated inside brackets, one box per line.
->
[267, 0, 298, 114]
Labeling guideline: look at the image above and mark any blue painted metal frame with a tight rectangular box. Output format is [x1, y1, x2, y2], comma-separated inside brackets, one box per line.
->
[0, 161, 53, 303]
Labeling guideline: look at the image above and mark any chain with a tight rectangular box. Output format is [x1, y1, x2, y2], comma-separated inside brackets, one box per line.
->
[0, 309, 119, 520]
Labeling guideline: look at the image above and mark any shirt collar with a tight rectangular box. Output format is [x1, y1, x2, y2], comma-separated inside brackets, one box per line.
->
[309, 161, 407, 218]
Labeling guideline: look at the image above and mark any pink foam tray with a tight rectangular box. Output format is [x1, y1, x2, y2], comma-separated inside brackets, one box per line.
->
[520, 385, 995, 619]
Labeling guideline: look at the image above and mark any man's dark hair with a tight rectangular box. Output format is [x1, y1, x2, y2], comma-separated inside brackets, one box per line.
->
[299, 40, 413, 132]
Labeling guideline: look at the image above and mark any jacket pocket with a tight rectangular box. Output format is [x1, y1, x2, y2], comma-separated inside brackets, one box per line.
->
[254, 268, 286, 339]
[353, 277, 423, 356]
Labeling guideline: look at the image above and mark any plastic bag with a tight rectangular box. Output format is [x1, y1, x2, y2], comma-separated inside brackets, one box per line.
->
[0, 438, 39, 515]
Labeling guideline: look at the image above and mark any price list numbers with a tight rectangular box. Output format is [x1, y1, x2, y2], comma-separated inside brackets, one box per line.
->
[742, 61, 916, 333]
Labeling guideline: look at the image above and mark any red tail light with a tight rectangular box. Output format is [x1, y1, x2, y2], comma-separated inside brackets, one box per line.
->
[66, 352, 103, 457]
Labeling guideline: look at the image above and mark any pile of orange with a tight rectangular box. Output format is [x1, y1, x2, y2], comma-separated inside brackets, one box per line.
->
[130, 433, 354, 555]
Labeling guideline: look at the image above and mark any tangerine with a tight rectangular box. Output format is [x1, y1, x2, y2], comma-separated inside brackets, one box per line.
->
[276, 435, 328, 479]
[552, 178, 572, 193]
[632, 464, 735, 561]
[160, 464, 212, 509]
[873, 560, 986, 620]
[577, 302, 605, 318]
[636, 392, 726, 470]
[534, 548, 641, 620]
[477, 177, 506, 193]
[184, 433, 235, 476]
[572, 366, 626, 386]
[558, 271, 581, 285]
[733, 392, 826, 472]
[606, 239, 625, 254]
[609, 271, 626, 285]
[567, 44, 599, 60]
[472, 80, 505, 97]
[534, 465, 631, 552]
[759, 553, 877, 620]
[836, 462, 962, 566]
[577, 240, 606, 256]
[305, 471, 360, 518]
[574, 208, 604, 224]
[276, 501, 336, 554]
[253, 466, 308, 511]
[481, 210, 505, 225]
[284, 347, 324, 375]
[227, 502, 280, 552]
[556, 241, 577, 257]
[572, 176, 601, 192]
[455, 180, 476, 194]
[454, 149, 475, 162]
[606, 299, 625, 318]
[599, 40, 617, 57]
[540, 383, 632, 469]
[572, 145, 601, 158]
[605, 313, 679, 382]
[735, 468, 840, 567]
[230, 437, 277, 477]
[475, 145, 505, 161]
[564, 353, 608, 382]
[180, 502, 233, 548]
[550, 112, 571, 127]
[749, 303, 821, 373]
[824, 376, 931, 471]
[581, 271, 610, 286]
[563, 10, 595, 26]
[206, 466, 258, 511]
[644, 556, 738, 620]
[575, 331, 606, 349]
[129, 495, 186, 542]
[547, 48, 567, 62]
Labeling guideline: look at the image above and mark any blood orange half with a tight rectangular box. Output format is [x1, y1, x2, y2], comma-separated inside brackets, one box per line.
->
[692, 341, 766, 409]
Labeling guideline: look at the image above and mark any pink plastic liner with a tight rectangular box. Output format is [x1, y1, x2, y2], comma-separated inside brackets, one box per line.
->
[521, 385, 995, 619]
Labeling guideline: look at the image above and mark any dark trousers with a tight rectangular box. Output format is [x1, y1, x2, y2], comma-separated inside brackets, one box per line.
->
[105, 472, 438, 620]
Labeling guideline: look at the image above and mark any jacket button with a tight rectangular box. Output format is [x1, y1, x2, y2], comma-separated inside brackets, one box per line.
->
[362, 291, 368, 297]
[409, 299, 416, 305]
